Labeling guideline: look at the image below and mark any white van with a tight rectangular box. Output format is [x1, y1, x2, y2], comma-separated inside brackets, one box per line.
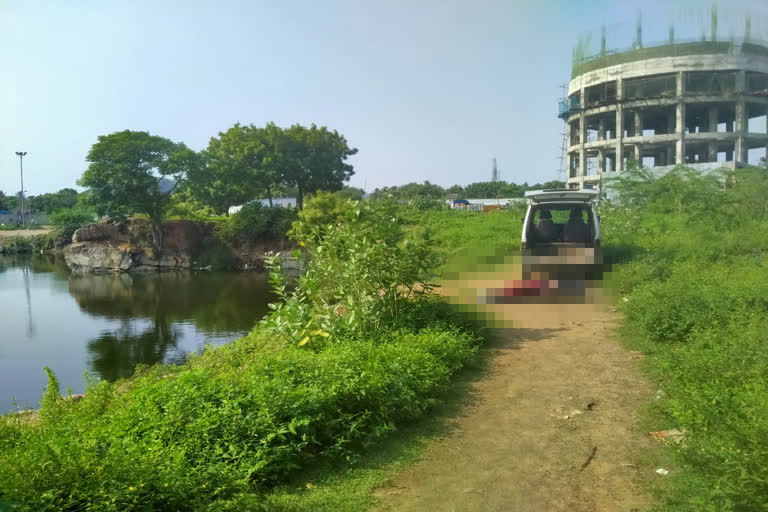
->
[521, 189, 600, 254]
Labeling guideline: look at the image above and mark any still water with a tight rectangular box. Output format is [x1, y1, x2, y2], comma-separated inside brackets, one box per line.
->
[0, 255, 273, 412]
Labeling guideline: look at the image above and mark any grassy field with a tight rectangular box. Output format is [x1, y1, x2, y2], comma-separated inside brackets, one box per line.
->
[2, 172, 766, 511]
[601, 166, 768, 511]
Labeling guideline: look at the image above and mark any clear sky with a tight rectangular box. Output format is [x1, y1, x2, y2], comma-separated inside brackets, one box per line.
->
[2, 0, 767, 195]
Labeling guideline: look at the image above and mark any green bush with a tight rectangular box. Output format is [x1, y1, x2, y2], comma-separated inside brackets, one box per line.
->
[287, 191, 354, 243]
[0, 327, 477, 511]
[0, 198, 479, 511]
[219, 203, 296, 244]
[49, 202, 97, 246]
[265, 198, 440, 343]
[605, 165, 768, 510]
[623, 261, 768, 343]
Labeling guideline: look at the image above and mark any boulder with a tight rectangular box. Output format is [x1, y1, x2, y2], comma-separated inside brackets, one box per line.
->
[63, 242, 136, 273]
[72, 222, 124, 243]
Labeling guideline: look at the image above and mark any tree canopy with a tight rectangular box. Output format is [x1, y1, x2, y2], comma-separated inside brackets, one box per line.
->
[78, 130, 199, 251]
[189, 123, 280, 214]
[190, 123, 356, 211]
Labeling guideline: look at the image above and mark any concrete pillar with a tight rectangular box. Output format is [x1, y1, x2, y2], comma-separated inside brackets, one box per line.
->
[634, 110, 643, 137]
[735, 100, 746, 162]
[735, 71, 747, 163]
[616, 107, 624, 172]
[633, 144, 641, 162]
[579, 97, 586, 176]
[706, 105, 718, 162]
[598, 147, 606, 174]
[615, 78, 623, 173]
[676, 71, 686, 165]
[598, 117, 606, 141]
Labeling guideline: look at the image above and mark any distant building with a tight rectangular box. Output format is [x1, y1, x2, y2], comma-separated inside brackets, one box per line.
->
[228, 197, 297, 215]
[563, 39, 768, 190]
[446, 198, 526, 210]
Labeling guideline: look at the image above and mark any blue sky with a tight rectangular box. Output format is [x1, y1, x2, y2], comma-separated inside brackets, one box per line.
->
[2, 0, 766, 195]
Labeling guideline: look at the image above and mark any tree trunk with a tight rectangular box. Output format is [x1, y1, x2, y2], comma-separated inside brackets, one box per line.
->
[267, 184, 273, 207]
[297, 185, 304, 210]
[150, 220, 164, 256]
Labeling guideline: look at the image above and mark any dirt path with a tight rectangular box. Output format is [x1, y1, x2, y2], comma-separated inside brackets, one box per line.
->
[375, 303, 656, 511]
[0, 227, 52, 238]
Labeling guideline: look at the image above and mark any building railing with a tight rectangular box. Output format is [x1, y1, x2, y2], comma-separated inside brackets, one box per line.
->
[572, 40, 768, 79]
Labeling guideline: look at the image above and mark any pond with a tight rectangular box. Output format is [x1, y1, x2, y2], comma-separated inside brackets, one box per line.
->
[0, 255, 274, 413]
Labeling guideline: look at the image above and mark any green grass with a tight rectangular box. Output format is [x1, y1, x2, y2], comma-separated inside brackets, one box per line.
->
[401, 206, 525, 269]
[0, 224, 44, 231]
[602, 166, 768, 511]
[0, 199, 484, 512]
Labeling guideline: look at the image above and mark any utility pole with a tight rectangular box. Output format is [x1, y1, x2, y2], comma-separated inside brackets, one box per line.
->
[15, 151, 27, 226]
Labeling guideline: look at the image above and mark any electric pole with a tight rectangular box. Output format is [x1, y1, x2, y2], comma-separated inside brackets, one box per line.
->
[15, 151, 27, 226]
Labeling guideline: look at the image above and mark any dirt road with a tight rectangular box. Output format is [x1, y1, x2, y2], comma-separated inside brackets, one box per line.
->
[375, 302, 656, 511]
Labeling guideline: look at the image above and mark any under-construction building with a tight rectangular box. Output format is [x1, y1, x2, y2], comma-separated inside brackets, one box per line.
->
[560, 41, 768, 189]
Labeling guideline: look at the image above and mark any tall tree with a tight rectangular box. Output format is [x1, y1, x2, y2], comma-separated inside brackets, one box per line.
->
[190, 123, 280, 214]
[279, 124, 357, 209]
[78, 130, 198, 253]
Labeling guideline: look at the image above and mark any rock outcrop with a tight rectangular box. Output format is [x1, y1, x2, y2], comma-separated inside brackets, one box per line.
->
[63, 242, 195, 272]
[63, 219, 297, 273]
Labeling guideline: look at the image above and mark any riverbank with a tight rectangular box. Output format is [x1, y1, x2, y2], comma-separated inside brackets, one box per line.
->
[0, 233, 52, 255]
[0, 199, 481, 511]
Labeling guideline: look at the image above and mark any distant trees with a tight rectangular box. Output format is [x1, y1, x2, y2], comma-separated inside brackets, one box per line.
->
[190, 123, 280, 214]
[78, 130, 200, 253]
[370, 180, 566, 201]
[371, 181, 445, 200]
[28, 188, 79, 213]
[275, 124, 357, 210]
[190, 123, 357, 212]
[0, 188, 82, 214]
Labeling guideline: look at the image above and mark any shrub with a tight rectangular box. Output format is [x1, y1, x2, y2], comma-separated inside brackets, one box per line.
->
[219, 203, 296, 244]
[287, 191, 354, 242]
[0, 198, 479, 511]
[606, 165, 768, 510]
[50, 202, 97, 246]
[265, 199, 440, 343]
[0, 327, 477, 511]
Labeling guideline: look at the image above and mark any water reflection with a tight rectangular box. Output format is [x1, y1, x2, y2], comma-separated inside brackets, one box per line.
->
[22, 266, 35, 337]
[0, 255, 274, 411]
[87, 316, 182, 380]
[68, 271, 274, 380]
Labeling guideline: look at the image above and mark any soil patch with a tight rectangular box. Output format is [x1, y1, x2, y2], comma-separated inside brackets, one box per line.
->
[0, 227, 52, 238]
[374, 304, 655, 511]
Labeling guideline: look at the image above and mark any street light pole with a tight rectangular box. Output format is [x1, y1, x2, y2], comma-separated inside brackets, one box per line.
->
[15, 151, 27, 226]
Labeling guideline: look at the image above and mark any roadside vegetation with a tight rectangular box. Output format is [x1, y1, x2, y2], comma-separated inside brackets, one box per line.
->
[0, 197, 482, 511]
[601, 165, 768, 511]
